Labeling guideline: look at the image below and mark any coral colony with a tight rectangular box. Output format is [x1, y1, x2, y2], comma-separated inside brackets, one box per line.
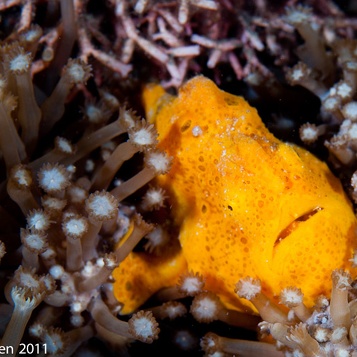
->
[1, 0, 357, 356]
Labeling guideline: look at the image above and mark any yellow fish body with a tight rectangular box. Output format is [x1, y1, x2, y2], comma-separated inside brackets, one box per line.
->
[113, 76, 357, 314]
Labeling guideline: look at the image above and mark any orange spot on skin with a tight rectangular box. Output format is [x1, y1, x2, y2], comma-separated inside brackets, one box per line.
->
[113, 76, 357, 314]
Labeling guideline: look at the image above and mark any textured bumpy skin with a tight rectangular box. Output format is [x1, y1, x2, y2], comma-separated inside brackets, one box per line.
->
[113, 76, 357, 314]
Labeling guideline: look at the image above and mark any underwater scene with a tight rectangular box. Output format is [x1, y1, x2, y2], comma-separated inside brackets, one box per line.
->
[1, 0, 357, 356]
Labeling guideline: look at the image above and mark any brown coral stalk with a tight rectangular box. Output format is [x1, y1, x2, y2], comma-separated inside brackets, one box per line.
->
[1, 287, 44, 355]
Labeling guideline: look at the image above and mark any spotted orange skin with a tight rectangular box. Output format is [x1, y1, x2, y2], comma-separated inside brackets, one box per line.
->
[113, 76, 357, 314]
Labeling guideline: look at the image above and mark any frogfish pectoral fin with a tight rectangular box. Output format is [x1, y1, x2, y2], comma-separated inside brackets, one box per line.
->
[112, 249, 187, 315]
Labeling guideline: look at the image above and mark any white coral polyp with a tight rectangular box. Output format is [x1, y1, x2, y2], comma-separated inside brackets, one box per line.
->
[24, 232, 46, 251]
[64, 217, 87, 238]
[10, 54, 30, 72]
[181, 276, 203, 295]
[67, 63, 86, 83]
[131, 127, 155, 146]
[39, 166, 68, 192]
[28, 211, 49, 231]
[236, 277, 261, 300]
[132, 316, 156, 340]
[281, 288, 303, 305]
[343, 102, 357, 121]
[194, 296, 217, 320]
[56, 137, 73, 154]
[337, 82, 353, 99]
[291, 68, 304, 81]
[87, 194, 116, 220]
[14, 167, 32, 187]
[146, 152, 171, 174]
[301, 126, 318, 142]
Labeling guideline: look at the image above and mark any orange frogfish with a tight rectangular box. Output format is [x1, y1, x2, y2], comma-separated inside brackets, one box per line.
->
[113, 76, 357, 314]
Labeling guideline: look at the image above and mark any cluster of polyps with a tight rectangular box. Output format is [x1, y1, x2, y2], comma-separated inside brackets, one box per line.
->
[0, 26, 175, 353]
